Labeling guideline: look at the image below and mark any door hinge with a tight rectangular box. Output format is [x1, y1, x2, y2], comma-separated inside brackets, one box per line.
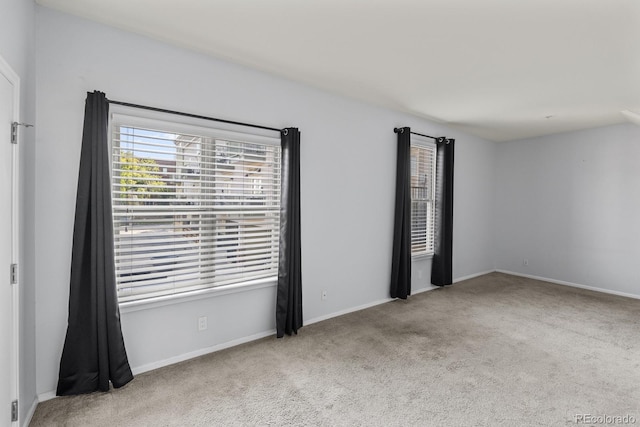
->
[11, 122, 34, 144]
[11, 400, 18, 422]
[11, 122, 17, 144]
[10, 263, 17, 285]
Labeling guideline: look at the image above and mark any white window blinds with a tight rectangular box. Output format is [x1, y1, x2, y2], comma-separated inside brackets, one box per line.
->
[410, 139, 436, 255]
[111, 119, 281, 303]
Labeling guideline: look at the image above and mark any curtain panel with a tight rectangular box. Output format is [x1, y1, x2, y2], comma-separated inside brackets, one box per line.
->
[390, 127, 412, 299]
[57, 91, 133, 395]
[431, 137, 455, 286]
[276, 127, 303, 337]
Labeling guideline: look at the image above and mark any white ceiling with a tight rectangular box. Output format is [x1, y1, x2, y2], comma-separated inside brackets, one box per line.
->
[37, 0, 640, 142]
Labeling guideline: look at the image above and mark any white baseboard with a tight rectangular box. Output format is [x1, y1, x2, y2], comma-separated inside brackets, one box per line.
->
[496, 269, 640, 300]
[21, 397, 38, 427]
[454, 270, 496, 284]
[131, 329, 276, 376]
[305, 298, 394, 326]
[36, 329, 276, 403]
[37, 390, 56, 403]
[305, 269, 497, 328]
[413, 285, 439, 294]
[306, 286, 439, 326]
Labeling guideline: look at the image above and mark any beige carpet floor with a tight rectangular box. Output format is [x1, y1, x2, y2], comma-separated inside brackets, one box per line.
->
[30, 273, 640, 426]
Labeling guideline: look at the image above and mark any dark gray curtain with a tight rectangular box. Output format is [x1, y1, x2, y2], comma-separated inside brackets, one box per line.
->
[431, 137, 455, 286]
[57, 91, 133, 395]
[390, 127, 411, 299]
[276, 128, 303, 338]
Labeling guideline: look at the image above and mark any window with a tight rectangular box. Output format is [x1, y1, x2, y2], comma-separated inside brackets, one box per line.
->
[110, 115, 281, 303]
[410, 136, 436, 256]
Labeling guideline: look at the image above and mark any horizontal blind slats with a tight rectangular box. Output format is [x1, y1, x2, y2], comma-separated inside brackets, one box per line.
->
[410, 142, 436, 255]
[117, 271, 278, 303]
[112, 122, 282, 302]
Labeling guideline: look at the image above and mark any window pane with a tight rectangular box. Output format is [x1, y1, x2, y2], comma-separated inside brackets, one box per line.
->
[410, 142, 435, 255]
[112, 123, 281, 303]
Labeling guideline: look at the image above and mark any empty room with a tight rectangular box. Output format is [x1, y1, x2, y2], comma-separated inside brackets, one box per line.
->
[1, 0, 639, 426]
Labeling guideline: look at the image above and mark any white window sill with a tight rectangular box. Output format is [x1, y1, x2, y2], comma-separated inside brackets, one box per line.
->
[412, 253, 434, 261]
[119, 277, 278, 314]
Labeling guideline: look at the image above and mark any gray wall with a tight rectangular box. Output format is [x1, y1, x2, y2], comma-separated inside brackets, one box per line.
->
[495, 123, 640, 297]
[34, 7, 497, 397]
[0, 0, 37, 423]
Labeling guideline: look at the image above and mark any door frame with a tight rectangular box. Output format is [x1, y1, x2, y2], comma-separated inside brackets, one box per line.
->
[0, 53, 21, 425]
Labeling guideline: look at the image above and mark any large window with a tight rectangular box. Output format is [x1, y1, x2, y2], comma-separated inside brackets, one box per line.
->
[110, 115, 281, 303]
[410, 137, 436, 256]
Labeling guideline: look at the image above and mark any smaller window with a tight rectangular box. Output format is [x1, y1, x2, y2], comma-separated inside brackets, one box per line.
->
[410, 137, 436, 256]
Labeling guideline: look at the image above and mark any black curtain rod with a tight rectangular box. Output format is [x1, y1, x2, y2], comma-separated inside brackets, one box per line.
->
[394, 127, 450, 143]
[107, 99, 283, 133]
[394, 127, 438, 141]
[410, 131, 438, 140]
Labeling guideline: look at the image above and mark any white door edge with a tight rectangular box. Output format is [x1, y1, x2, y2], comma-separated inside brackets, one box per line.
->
[0, 53, 21, 426]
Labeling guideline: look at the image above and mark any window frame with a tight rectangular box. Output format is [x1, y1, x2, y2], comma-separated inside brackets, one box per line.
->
[409, 135, 436, 259]
[108, 109, 282, 308]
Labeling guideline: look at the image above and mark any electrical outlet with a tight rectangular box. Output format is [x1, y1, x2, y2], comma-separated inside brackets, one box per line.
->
[198, 316, 207, 331]
[523, 259, 529, 266]
[321, 290, 327, 301]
